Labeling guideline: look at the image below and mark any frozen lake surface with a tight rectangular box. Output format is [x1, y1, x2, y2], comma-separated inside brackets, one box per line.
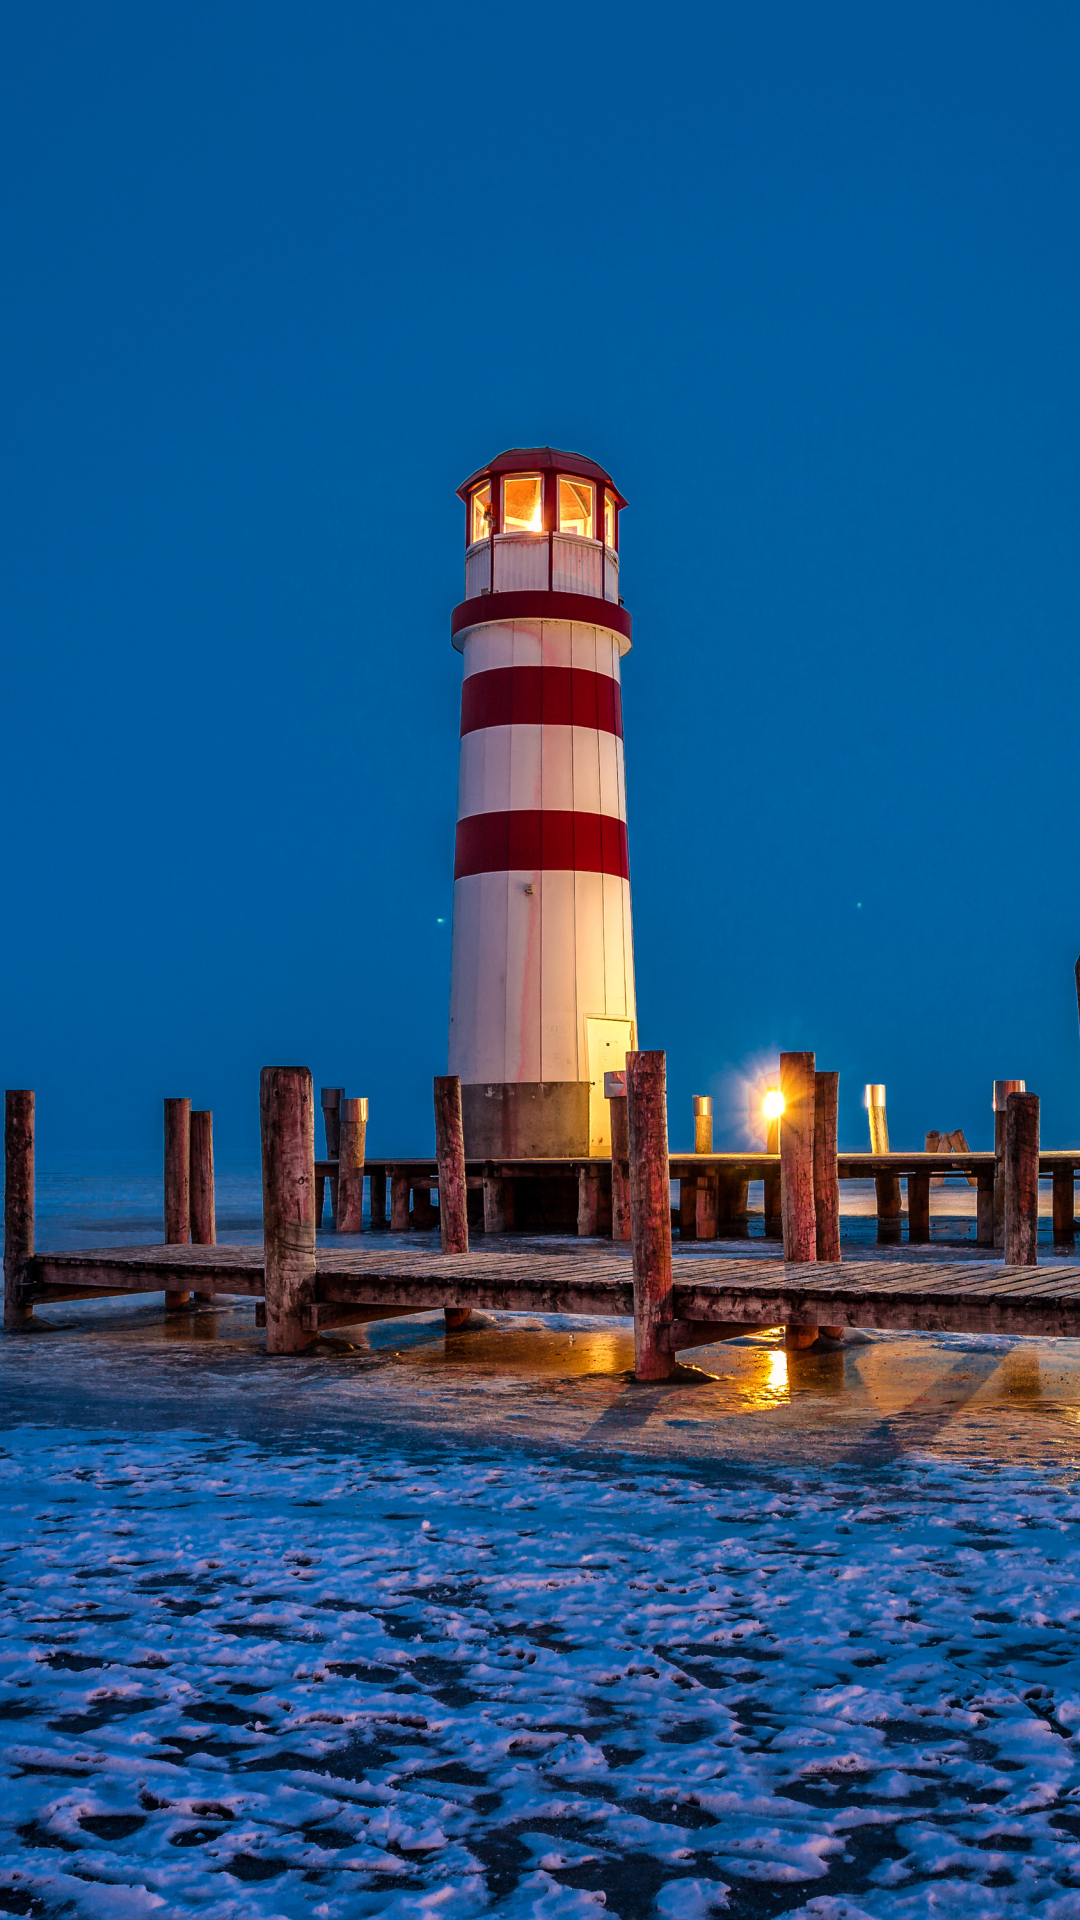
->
[2, 1176, 1080, 1917]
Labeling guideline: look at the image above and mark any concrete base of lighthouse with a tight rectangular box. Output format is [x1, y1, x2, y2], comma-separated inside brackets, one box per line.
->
[461, 1081, 591, 1158]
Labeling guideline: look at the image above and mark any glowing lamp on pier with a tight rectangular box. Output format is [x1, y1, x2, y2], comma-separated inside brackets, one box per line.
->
[447, 447, 635, 1158]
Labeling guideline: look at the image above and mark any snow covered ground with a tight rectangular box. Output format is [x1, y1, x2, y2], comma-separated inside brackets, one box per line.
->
[3, 1423, 1080, 1919]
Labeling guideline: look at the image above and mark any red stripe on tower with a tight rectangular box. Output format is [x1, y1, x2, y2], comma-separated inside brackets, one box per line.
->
[460, 666, 624, 738]
[454, 809, 630, 880]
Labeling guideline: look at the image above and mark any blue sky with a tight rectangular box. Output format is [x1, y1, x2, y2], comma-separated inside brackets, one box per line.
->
[2, 1, 1079, 1162]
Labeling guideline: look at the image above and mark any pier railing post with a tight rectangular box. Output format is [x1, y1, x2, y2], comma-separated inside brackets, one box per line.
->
[164, 1098, 192, 1309]
[190, 1108, 216, 1302]
[434, 1076, 470, 1330]
[764, 1087, 783, 1238]
[1004, 1091, 1040, 1267]
[627, 1050, 675, 1381]
[4, 1090, 34, 1329]
[606, 1070, 631, 1241]
[908, 1168, 931, 1244]
[993, 1079, 1025, 1248]
[260, 1067, 317, 1353]
[336, 1097, 367, 1232]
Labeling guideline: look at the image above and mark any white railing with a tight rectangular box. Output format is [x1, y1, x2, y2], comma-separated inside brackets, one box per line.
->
[463, 535, 622, 605]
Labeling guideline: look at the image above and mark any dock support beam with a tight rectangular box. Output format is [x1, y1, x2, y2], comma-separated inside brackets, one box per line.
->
[1004, 1090, 1040, 1267]
[368, 1165, 387, 1231]
[4, 1090, 34, 1329]
[908, 1169, 931, 1244]
[976, 1168, 995, 1245]
[434, 1076, 472, 1329]
[318, 1088, 343, 1229]
[260, 1067, 317, 1352]
[164, 1098, 191, 1309]
[190, 1109, 216, 1300]
[764, 1089, 782, 1238]
[627, 1050, 674, 1381]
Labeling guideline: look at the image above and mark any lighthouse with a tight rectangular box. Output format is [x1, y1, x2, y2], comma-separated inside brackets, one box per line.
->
[447, 447, 637, 1160]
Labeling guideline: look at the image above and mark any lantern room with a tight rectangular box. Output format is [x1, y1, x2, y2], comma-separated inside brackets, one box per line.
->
[458, 447, 625, 607]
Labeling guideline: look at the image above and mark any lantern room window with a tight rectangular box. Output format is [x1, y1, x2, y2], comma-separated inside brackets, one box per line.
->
[604, 490, 617, 547]
[502, 474, 543, 534]
[558, 476, 594, 539]
[470, 483, 492, 544]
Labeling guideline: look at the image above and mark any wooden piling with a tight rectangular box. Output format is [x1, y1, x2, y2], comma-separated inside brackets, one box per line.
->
[994, 1080, 1025, 1248]
[679, 1175, 697, 1240]
[813, 1072, 841, 1263]
[390, 1173, 411, 1230]
[1004, 1091, 1040, 1267]
[260, 1066, 317, 1352]
[865, 1084, 889, 1153]
[627, 1050, 675, 1381]
[908, 1170, 931, 1244]
[693, 1096, 718, 1239]
[780, 1053, 816, 1263]
[4, 1090, 34, 1329]
[163, 1098, 191, 1308]
[189, 1109, 216, 1300]
[608, 1076, 631, 1242]
[434, 1077, 469, 1256]
[336, 1097, 367, 1233]
[483, 1168, 507, 1233]
[434, 1076, 470, 1328]
[577, 1166, 600, 1236]
[976, 1167, 995, 1245]
[368, 1165, 387, 1230]
[319, 1088, 343, 1229]
[1053, 1166, 1076, 1246]
[875, 1174, 903, 1243]
[412, 1183, 438, 1230]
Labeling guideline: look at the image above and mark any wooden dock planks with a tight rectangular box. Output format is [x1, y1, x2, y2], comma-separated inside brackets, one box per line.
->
[19, 1243, 1080, 1341]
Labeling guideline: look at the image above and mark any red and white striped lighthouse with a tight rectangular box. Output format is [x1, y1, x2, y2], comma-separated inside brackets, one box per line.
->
[447, 447, 637, 1158]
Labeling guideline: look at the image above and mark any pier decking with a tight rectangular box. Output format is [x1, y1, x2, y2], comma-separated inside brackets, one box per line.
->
[19, 1243, 1080, 1343]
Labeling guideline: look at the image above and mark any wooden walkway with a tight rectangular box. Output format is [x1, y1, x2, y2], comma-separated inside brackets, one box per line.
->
[20, 1243, 1080, 1342]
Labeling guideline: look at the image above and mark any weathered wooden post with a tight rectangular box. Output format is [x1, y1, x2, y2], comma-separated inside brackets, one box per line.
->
[260, 1066, 317, 1353]
[764, 1086, 783, 1238]
[780, 1053, 816, 1262]
[483, 1165, 507, 1233]
[908, 1168, 931, 1243]
[390, 1172, 411, 1230]
[993, 1080, 1025, 1248]
[577, 1165, 601, 1236]
[627, 1050, 675, 1381]
[607, 1070, 631, 1242]
[164, 1098, 191, 1309]
[318, 1087, 343, 1229]
[189, 1108, 216, 1301]
[368, 1165, 388, 1230]
[434, 1076, 471, 1330]
[813, 1072, 841, 1262]
[693, 1096, 718, 1240]
[780, 1053, 818, 1349]
[865, 1083, 901, 1241]
[412, 1182, 438, 1230]
[1004, 1090, 1040, 1267]
[976, 1167, 995, 1245]
[4, 1090, 34, 1329]
[336, 1097, 367, 1232]
[1053, 1166, 1076, 1246]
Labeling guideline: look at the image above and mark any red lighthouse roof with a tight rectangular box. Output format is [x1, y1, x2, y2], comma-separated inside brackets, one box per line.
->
[457, 447, 627, 510]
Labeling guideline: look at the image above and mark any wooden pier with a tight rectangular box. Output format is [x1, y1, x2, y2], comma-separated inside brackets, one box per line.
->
[5, 1057, 1078, 1378]
[17, 1243, 1080, 1346]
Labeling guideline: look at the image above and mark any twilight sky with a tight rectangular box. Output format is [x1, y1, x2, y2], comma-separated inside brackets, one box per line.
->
[2, 1, 1079, 1164]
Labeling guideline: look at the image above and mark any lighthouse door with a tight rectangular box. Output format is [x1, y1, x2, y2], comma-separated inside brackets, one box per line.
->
[586, 1018, 636, 1155]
